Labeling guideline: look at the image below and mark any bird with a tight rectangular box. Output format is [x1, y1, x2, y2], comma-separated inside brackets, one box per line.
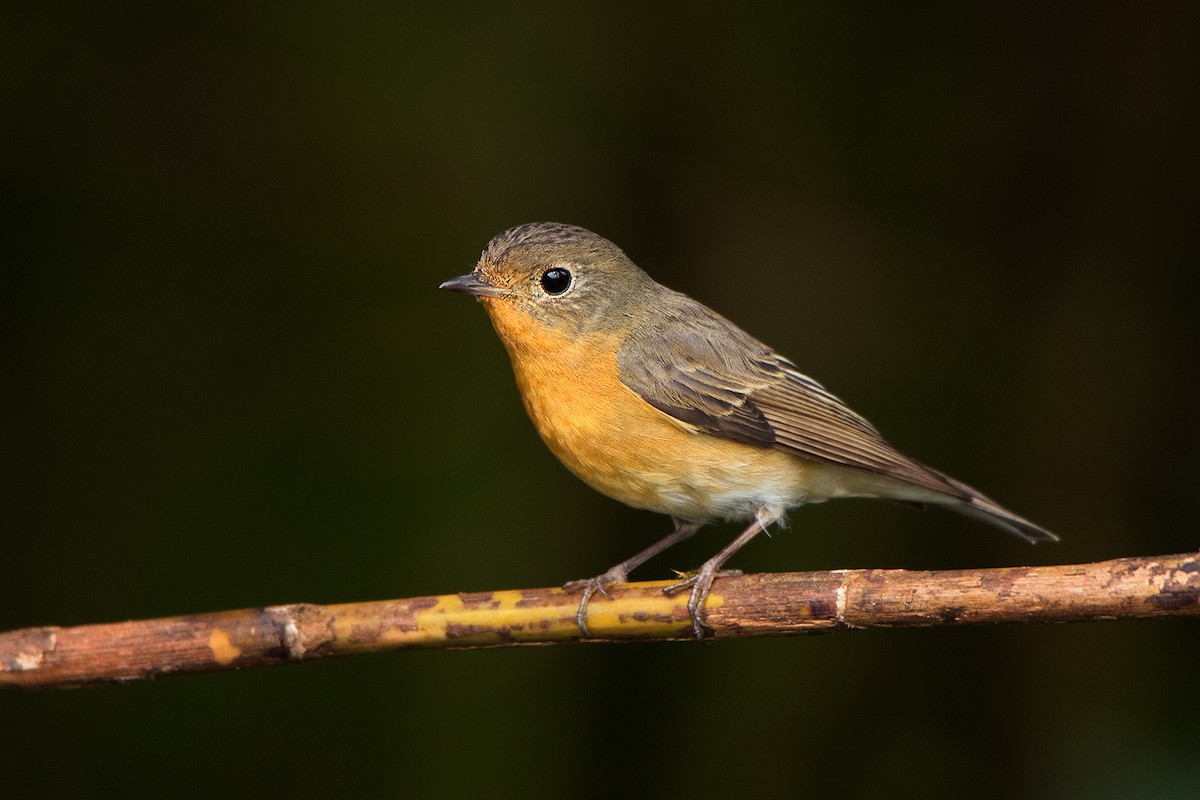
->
[440, 222, 1056, 639]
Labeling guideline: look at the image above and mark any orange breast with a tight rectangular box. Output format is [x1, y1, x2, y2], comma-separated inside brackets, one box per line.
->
[481, 299, 815, 523]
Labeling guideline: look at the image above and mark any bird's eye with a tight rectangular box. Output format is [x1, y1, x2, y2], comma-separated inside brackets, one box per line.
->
[539, 267, 572, 295]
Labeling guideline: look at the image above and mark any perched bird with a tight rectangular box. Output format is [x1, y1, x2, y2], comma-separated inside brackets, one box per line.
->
[441, 222, 1056, 638]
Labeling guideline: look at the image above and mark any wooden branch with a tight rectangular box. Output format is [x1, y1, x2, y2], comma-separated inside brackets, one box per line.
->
[3, 552, 1196, 689]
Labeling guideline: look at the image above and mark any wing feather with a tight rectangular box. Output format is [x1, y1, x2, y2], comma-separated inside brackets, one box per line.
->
[616, 293, 966, 499]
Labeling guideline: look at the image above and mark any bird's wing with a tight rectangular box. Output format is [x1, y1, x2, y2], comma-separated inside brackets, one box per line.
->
[616, 295, 967, 499]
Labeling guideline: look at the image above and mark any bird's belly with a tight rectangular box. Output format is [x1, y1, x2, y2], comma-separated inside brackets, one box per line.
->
[511, 350, 813, 522]
[547, 417, 810, 522]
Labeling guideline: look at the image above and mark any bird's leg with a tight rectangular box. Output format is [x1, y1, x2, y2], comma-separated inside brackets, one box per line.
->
[564, 519, 700, 637]
[663, 510, 777, 640]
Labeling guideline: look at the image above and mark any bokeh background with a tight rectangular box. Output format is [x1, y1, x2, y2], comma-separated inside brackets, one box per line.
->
[3, 4, 1197, 798]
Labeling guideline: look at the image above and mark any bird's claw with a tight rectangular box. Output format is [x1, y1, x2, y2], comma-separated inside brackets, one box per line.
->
[662, 567, 743, 641]
[563, 569, 627, 638]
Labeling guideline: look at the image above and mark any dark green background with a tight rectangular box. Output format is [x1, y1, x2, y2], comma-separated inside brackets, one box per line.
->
[3, 4, 1197, 798]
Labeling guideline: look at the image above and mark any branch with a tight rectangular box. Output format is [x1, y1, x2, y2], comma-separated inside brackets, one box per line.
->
[3, 552, 1196, 689]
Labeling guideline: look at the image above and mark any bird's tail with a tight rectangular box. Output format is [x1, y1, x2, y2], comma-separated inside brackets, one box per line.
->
[940, 476, 1058, 543]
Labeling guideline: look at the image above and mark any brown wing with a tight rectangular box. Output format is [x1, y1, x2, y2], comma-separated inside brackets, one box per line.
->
[616, 293, 968, 500]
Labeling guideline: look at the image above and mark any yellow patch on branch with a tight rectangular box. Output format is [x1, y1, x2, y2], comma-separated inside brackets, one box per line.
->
[409, 590, 584, 646]
[583, 581, 717, 637]
[327, 584, 699, 649]
[207, 629, 242, 665]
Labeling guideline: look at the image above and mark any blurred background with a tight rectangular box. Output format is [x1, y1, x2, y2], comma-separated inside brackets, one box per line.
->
[2, 3, 1197, 798]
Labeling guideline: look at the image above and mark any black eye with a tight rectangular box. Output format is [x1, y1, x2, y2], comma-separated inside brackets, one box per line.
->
[540, 267, 572, 295]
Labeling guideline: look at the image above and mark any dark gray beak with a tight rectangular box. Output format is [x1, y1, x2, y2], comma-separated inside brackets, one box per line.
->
[439, 272, 506, 298]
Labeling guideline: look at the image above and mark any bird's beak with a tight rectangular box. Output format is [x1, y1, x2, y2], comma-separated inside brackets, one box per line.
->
[439, 272, 506, 298]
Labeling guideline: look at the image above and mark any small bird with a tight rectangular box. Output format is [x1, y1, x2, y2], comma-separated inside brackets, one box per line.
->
[441, 222, 1056, 639]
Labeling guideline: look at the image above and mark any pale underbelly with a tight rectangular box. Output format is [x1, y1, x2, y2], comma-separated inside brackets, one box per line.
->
[526, 386, 829, 522]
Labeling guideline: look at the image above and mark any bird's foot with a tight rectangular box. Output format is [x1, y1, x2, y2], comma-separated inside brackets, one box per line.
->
[563, 567, 628, 638]
[662, 567, 744, 640]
